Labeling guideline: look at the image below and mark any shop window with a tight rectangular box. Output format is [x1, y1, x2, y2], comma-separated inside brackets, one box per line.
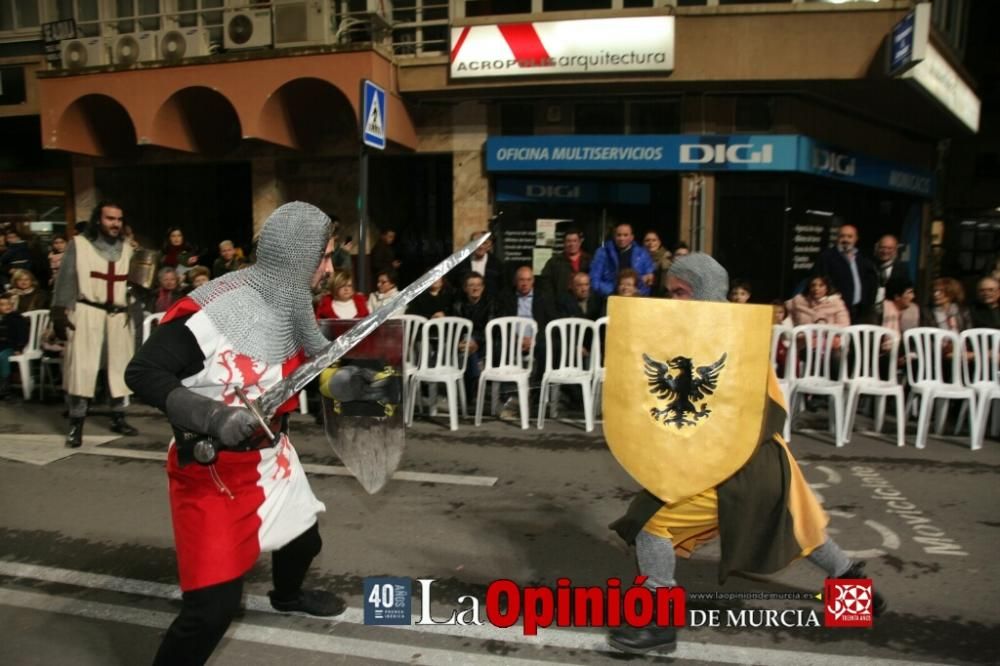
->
[575, 102, 624, 135]
[543, 0, 611, 10]
[501, 103, 534, 136]
[628, 100, 680, 134]
[735, 97, 772, 132]
[677, 0, 709, 6]
[623, 0, 654, 6]
[0, 67, 27, 105]
[175, 0, 224, 30]
[465, 0, 532, 18]
[957, 219, 1000, 276]
[0, 0, 40, 31]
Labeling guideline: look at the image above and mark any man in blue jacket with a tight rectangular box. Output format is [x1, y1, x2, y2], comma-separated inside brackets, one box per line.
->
[589, 223, 656, 297]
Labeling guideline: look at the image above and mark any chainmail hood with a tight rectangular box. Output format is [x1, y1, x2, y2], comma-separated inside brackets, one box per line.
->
[667, 253, 729, 302]
[189, 202, 332, 363]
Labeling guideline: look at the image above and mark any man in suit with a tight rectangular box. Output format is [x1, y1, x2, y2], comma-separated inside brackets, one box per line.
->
[451, 231, 502, 298]
[813, 224, 878, 324]
[872, 234, 909, 321]
[558, 271, 604, 320]
[498, 265, 557, 381]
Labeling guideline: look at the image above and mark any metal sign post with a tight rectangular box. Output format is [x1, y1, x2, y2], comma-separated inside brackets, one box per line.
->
[358, 80, 387, 294]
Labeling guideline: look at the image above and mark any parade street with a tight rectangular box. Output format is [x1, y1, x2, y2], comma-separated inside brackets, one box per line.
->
[0, 400, 996, 666]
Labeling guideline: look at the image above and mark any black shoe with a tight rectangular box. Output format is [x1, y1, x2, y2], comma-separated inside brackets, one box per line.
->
[268, 589, 345, 617]
[837, 561, 888, 617]
[109, 414, 138, 436]
[607, 625, 677, 655]
[66, 418, 84, 448]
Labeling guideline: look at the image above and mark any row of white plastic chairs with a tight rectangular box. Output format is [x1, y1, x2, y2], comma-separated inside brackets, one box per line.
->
[772, 324, 1000, 451]
[395, 314, 609, 432]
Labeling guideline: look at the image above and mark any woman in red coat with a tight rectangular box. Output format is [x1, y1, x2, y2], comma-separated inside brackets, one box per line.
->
[315, 270, 369, 319]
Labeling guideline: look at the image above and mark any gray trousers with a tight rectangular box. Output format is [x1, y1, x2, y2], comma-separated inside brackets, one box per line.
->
[67, 394, 128, 419]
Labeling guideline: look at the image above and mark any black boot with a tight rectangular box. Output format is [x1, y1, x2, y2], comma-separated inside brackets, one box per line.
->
[607, 625, 677, 655]
[837, 561, 888, 617]
[66, 418, 84, 448]
[0, 377, 9, 400]
[109, 413, 138, 436]
[268, 589, 345, 617]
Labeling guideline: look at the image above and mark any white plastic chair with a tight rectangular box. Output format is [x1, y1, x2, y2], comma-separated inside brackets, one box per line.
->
[959, 328, 1000, 450]
[843, 325, 905, 447]
[788, 324, 849, 447]
[903, 327, 979, 449]
[538, 318, 596, 432]
[592, 316, 609, 418]
[475, 317, 537, 430]
[770, 324, 794, 442]
[142, 312, 165, 343]
[407, 316, 472, 431]
[10, 310, 49, 400]
[393, 314, 427, 421]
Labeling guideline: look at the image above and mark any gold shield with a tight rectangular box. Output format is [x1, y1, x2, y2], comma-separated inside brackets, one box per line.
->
[604, 297, 774, 504]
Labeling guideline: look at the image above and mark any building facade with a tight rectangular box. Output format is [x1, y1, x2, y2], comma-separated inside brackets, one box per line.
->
[0, 0, 980, 299]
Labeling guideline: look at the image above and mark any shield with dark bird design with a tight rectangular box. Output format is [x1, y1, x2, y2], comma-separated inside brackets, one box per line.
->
[603, 297, 774, 504]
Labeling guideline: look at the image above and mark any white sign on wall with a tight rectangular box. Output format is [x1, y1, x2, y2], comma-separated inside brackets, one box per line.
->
[450, 16, 674, 79]
[902, 44, 980, 133]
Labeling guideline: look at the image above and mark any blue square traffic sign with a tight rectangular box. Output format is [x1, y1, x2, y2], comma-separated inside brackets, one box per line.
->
[362, 80, 387, 150]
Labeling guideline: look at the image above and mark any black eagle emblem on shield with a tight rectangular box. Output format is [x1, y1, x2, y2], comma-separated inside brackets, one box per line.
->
[642, 352, 727, 428]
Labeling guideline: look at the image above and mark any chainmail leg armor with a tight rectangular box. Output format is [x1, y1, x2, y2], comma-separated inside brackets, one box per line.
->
[188, 202, 332, 363]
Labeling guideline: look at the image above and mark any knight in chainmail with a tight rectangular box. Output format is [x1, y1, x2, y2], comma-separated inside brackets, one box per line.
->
[125, 202, 345, 666]
[51, 201, 139, 447]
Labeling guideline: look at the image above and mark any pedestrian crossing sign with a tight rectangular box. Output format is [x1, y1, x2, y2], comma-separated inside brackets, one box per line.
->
[362, 80, 386, 150]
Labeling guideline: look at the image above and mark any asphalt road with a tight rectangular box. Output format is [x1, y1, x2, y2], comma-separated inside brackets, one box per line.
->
[0, 398, 997, 666]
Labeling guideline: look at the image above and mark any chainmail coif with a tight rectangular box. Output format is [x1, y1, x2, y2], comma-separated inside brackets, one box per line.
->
[189, 202, 332, 363]
[667, 253, 729, 303]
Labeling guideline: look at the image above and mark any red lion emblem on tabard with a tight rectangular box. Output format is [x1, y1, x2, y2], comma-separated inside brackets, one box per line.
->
[217, 350, 270, 405]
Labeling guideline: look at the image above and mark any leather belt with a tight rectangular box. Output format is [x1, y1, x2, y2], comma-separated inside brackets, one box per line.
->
[77, 298, 129, 315]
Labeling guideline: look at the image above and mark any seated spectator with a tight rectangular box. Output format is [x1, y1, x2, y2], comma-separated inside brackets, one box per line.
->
[0, 294, 28, 399]
[921, 277, 971, 332]
[729, 279, 752, 304]
[408, 277, 452, 319]
[152, 267, 183, 313]
[616, 268, 641, 297]
[212, 240, 244, 277]
[558, 272, 604, 320]
[160, 227, 199, 276]
[785, 275, 850, 327]
[1, 227, 33, 283]
[672, 241, 690, 258]
[882, 280, 919, 336]
[184, 266, 211, 293]
[540, 227, 591, 301]
[971, 276, 1000, 329]
[499, 266, 557, 385]
[590, 223, 655, 297]
[452, 272, 497, 399]
[368, 269, 402, 314]
[771, 299, 791, 326]
[48, 235, 67, 287]
[316, 270, 369, 319]
[642, 230, 672, 296]
[6, 268, 49, 312]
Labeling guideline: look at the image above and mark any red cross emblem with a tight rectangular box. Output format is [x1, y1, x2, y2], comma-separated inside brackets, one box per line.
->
[90, 261, 128, 305]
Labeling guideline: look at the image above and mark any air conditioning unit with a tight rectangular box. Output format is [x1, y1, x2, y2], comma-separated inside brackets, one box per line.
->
[60, 38, 108, 70]
[224, 8, 273, 50]
[112, 31, 159, 66]
[273, 0, 331, 47]
[158, 27, 211, 63]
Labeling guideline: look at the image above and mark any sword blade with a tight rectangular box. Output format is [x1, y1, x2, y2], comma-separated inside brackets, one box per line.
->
[255, 232, 491, 420]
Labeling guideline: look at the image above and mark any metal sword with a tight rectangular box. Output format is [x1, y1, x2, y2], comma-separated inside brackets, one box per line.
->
[252, 231, 492, 421]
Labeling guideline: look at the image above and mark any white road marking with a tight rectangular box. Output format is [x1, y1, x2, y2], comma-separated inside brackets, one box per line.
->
[0, 561, 948, 666]
[0, 434, 120, 465]
[814, 465, 842, 485]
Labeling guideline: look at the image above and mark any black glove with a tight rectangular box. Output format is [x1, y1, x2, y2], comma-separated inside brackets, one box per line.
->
[165, 388, 259, 448]
[50, 306, 74, 340]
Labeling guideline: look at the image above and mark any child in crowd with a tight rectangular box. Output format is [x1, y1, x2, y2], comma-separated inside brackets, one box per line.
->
[616, 268, 640, 297]
[0, 294, 28, 399]
[728, 280, 752, 303]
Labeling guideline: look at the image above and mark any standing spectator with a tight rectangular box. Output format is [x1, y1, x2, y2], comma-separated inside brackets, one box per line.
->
[540, 227, 591, 301]
[0, 293, 28, 399]
[616, 268, 641, 297]
[50, 200, 139, 445]
[212, 240, 244, 277]
[160, 227, 200, 277]
[331, 227, 354, 273]
[452, 231, 502, 297]
[873, 234, 908, 319]
[558, 272, 604, 320]
[152, 267, 184, 313]
[642, 231, 672, 296]
[315, 270, 369, 319]
[453, 272, 497, 400]
[971, 276, 1000, 329]
[368, 269, 401, 314]
[370, 227, 400, 276]
[590, 223, 655, 297]
[785, 275, 850, 327]
[408, 277, 452, 319]
[921, 277, 972, 332]
[48, 235, 67, 287]
[813, 224, 878, 324]
[183, 266, 211, 293]
[1, 227, 33, 283]
[881, 280, 919, 336]
[728, 280, 752, 304]
[6, 269, 49, 312]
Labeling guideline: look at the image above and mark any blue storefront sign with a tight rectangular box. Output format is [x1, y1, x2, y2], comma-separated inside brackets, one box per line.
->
[495, 178, 650, 204]
[485, 134, 933, 198]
